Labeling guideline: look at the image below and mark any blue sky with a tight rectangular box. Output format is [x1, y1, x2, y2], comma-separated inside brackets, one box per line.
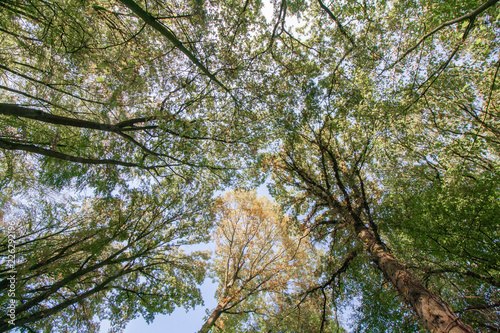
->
[124, 279, 218, 333]
[98, 279, 217, 333]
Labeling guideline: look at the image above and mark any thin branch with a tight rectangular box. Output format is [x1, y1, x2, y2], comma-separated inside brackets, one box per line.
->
[456, 302, 500, 314]
[394, 0, 498, 65]
[485, 57, 500, 117]
[302, 250, 357, 295]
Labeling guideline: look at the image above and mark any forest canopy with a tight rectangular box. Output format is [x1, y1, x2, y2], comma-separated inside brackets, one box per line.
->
[0, 0, 499, 332]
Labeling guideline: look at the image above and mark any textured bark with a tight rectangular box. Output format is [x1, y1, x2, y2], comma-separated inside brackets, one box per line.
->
[279, 136, 477, 332]
[198, 301, 226, 333]
[355, 224, 475, 333]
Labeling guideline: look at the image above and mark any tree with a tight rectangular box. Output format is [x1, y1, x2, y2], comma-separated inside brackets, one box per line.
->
[0, 181, 211, 332]
[198, 190, 312, 333]
[0, 0, 267, 331]
[1, 0, 499, 331]
[268, 114, 477, 332]
[259, 0, 499, 331]
[198, 190, 348, 333]
[0, 0, 266, 195]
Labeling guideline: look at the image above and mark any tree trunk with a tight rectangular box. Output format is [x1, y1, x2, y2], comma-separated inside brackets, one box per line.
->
[356, 224, 475, 333]
[198, 301, 226, 333]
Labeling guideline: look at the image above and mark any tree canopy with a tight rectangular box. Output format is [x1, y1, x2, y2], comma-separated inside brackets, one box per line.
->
[199, 190, 344, 333]
[0, 0, 499, 332]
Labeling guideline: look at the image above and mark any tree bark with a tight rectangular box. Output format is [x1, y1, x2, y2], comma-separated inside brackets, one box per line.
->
[0, 103, 156, 132]
[198, 301, 227, 333]
[355, 223, 475, 333]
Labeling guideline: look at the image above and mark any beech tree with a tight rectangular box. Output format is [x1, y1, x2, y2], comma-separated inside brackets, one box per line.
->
[1, 0, 267, 331]
[269, 116, 482, 332]
[0, 182, 211, 332]
[0, 0, 267, 196]
[260, 0, 499, 331]
[1, 0, 499, 331]
[198, 190, 316, 333]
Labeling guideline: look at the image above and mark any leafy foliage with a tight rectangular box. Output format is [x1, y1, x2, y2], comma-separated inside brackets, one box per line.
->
[1, 0, 499, 331]
[200, 190, 329, 332]
[0, 182, 211, 332]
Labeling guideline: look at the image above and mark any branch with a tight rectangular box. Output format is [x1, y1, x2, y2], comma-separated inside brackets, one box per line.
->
[302, 250, 357, 295]
[0, 86, 71, 113]
[0, 103, 156, 132]
[117, 0, 233, 96]
[457, 302, 500, 314]
[0, 137, 157, 169]
[395, 0, 499, 65]
[317, 0, 356, 47]
[1, 267, 135, 330]
[0, 64, 108, 106]
[1, 104, 232, 170]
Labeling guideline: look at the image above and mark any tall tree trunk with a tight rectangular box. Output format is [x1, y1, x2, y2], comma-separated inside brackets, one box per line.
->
[198, 301, 226, 333]
[355, 223, 475, 333]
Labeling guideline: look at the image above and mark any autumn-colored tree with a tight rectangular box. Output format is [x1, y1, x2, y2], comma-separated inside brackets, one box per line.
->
[198, 190, 334, 333]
